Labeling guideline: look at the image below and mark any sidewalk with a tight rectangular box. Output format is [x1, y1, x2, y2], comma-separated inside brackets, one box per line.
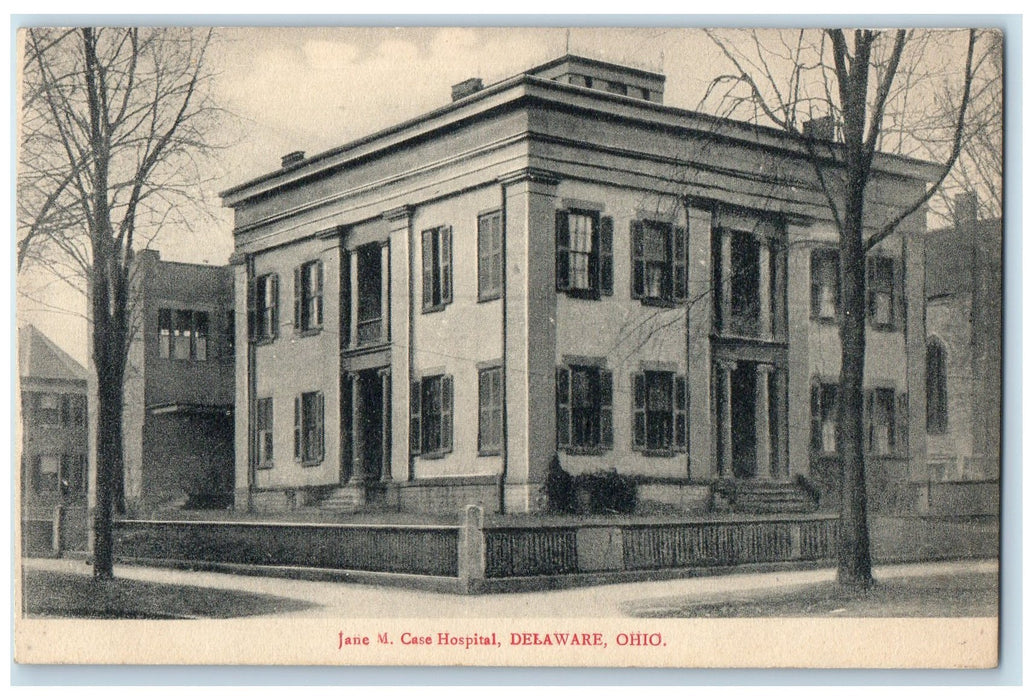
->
[20, 556, 998, 619]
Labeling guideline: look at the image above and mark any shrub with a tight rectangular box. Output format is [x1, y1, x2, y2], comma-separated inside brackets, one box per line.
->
[573, 469, 638, 515]
[545, 455, 576, 514]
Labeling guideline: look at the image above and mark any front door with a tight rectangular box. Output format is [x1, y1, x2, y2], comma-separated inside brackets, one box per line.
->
[345, 369, 390, 483]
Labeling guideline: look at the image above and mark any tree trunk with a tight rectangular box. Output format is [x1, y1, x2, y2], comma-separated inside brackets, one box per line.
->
[837, 177, 875, 590]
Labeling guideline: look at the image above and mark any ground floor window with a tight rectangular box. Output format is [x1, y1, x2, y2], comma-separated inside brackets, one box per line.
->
[256, 397, 274, 467]
[632, 371, 686, 452]
[810, 381, 839, 454]
[411, 374, 453, 456]
[556, 365, 613, 452]
[478, 366, 503, 455]
[294, 391, 324, 464]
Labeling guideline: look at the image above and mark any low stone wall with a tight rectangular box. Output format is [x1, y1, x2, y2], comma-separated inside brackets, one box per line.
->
[398, 477, 500, 515]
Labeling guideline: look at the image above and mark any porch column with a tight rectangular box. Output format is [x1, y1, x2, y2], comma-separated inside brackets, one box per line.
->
[758, 239, 771, 339]
[384, 205, 413, 482]
[720, 230, 732, 333]
[380, 243, 390, 342]
[349, 249, 359, 348]
[349, 372, 363, 483]
[378, 368, 392, 481]
[717, 360, 736, 476]
[755, 363, 774, 479]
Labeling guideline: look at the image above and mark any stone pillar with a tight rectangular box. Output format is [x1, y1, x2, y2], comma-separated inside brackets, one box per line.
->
[501, 169, 558, 513]
[231, 255, 253, 511]
[349, 249, 359, 348]
[686, 205, 713, 478]
[755, 363, 774, 479]
[720, 230, 732, 334]
[380, 243, 391, 342]
[378, 368, 392, 481]
[758, 239, 771, 339]
[384, 206, 413, 482]
[457, 504, 485, 593]
[718, 360, 737, 476]
[349, 372, 363, 483]
[785, 224, 816, 479]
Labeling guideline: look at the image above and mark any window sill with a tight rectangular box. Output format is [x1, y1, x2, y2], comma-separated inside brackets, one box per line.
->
[633, 448, 679, 458]
[255, 462, 275, 470]
[422, 303, 449, 315]
[296, 327, 322, 338]
[417, 450, 452, 460]
[478, 292, 502, 304]
[563, 288, 601, 301]
[810, 315, 839, 325]
[637, 297, 680, 309]
[300, 459, 324, 468]
[563, 447, 608, 456]
[478, 448, 503, 457]
[252, 336, 277, 347]
[868, 322, 899, 333]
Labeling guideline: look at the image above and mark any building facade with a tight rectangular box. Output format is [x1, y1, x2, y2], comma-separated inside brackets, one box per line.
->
[222, 56, 935, 515]
[924, 194, 1002, 484]
[117, 249, 236, 513]
[19, 325, 90, 516]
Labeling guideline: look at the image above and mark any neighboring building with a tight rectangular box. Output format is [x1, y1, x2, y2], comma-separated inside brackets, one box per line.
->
[924, 194, 1002, 483]
[117, 249, 236, 513]
[221, 55, 936, 515]
[18, 325, 89, 516]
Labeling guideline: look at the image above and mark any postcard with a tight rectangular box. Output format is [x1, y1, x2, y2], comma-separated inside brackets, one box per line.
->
[14, 25, 1001, 668]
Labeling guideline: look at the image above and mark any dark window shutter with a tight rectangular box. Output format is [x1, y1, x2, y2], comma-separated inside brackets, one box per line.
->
[270, 275, 280, 339]
[599, 216, 614, 295]
[441, 227, 453, 305]
[247, 278, 256, 341]
[555, 210, 570, 291]
[865, 258, 876, 321]
[631, 220, 645, 299]
[60, 396, 70, 425]
[674, 375, 687, 450]
[316, 261, 324, 327]
[441, 375, 453, 452]
[863, 390, 874, 453]
[478, 217, 490, 297]
[422, 230, 434, 309]
[293, 396, 301, 461]
[632, 372, 646, 449]
[478, 370, 489, 451]
[293, 267, 302, 331]
[410, 380, 422, 455]
[316, 392, 325, 461]
[673, 225, 687, 302]
[810, 251, 822, 317]
[894, 257, 905, 330]
[599, 369, 613, 449]
[896, 391, 908, 456]
[556, 367, 570, 448]
[340, 253, 351, 348]
[810, 383, 821, 453]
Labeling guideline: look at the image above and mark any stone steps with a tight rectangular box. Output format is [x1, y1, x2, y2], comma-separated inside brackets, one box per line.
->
[731, 481, 819, 514]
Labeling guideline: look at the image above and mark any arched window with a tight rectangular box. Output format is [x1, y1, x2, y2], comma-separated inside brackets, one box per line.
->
[926, 339, 948, 434]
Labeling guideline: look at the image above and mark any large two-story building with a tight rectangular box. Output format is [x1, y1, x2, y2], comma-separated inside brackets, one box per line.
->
[221, 55, 936, 515]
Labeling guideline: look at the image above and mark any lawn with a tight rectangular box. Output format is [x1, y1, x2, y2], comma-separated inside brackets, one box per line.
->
[629, 571, 999, 618]
[20, 569, 316, 619]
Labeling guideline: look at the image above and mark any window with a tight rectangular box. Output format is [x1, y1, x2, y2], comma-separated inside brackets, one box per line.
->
[250, 274, 279, 342]
[811, 248, 840, 320]
[810, 381, 839, 454]
[256, 397, 274, 467]
[632, 371, 687, 452]
[478, 366, 504, 454]
[422, 226, 453, 311]
[294, 260, 324, 332]
[37, 393, 61, 425]
[866, 388, 897, 455]
[556, 210, 613, 297]
[355, 244, 385, 346]
[631, 220, 686, 303]
[867, 256, 898, 330]
[60, 394, 86, 426]
[556, 365, 613, 451]
[293, 391, 324, 464]
[410, 374, 453, 456]
[926, 339, 948, 434]
[33, 454, 60, 493]
[60, 454, 85, 495]
[161, 309, 208, 360]
[223, 310, 235, 359]
[478, 211, 503, 301]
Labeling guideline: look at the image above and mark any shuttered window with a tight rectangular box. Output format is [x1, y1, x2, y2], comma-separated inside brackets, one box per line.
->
[631, 220, 687, 303]
[250, 274, 279, 342]
[294, 391, 324, 464]
[294, 260, 324, 332]
[555, 365, 613, 451]
[478, 366, 504, 454]
[632, 371, 687, 452]
[422, 226, 453, 311]
[477, 211, 503, 301]
[411, 374, 454, 455]
[556, 210, 613, 297]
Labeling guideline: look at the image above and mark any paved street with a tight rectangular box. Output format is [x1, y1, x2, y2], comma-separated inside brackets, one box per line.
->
[21, 557, 998, 619]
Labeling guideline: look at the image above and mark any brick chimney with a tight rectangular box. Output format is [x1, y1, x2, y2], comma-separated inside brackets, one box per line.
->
[451, 77, 484, 102]
[281, 151, 305, 169]
[954, 191, 979, 231]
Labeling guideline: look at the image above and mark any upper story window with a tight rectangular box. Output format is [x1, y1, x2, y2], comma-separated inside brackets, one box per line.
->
[249, 273, 279, 343]
[159, 309, 208, 360]
[36, 393, 62, 425]
[222, 310, 235, 360]
[632, 370, 687, 453]
[422, 226, 453, 312]
[713, 228, 786, 339]
[293, 391, 324, 465]
[478, 211, 503, 301]
[810, 248, 840, 321]
[294, 260, 323, 333]
[556, 364, 613, 453]
[926, 339, 948, 435]
[867, 256, 900, 331]
[556, 209, 613, 297]
[410, 374, 453, 456]
[631, 220, 686, 304]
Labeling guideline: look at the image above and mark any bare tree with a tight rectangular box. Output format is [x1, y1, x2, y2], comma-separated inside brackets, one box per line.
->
[18, 27, 221, 578]
[701, 28, 976, 588]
